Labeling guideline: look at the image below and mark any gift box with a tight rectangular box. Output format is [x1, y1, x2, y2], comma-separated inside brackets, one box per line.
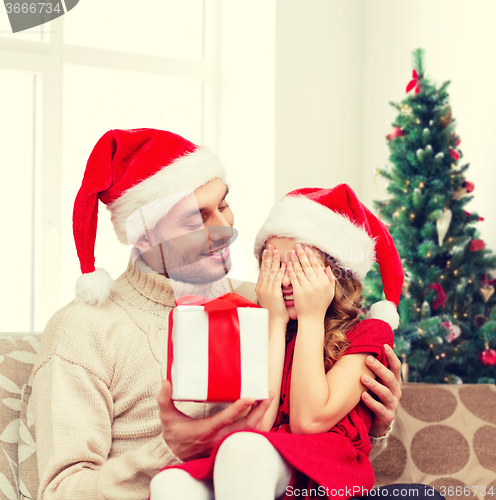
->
[164, 293, 269, 402]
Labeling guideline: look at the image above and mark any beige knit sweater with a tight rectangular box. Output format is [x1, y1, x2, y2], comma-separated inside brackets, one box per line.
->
[32, 259, 257, 500]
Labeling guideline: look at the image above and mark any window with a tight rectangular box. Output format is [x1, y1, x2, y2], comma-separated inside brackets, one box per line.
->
[0, 0, 218, 331]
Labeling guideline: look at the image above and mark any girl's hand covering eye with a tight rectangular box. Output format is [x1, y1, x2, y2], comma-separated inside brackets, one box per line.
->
[255, 244, 289, 325]
[286, 244, 335, 321]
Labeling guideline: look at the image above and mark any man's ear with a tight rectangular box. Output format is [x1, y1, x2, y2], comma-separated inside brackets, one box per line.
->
[134, 233, 151, 252]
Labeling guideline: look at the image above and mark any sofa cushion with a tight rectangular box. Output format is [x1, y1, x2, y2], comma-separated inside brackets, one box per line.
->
[0, 334, 40, 500]
[19, 382, 37, 499]
[372, 383, 496, 500]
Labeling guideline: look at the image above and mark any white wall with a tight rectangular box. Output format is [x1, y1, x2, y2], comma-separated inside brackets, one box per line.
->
[362, 0, 496, 254]
[275, 0, 364, 200]
[218, 0, 276, 282]
[218, 0, 365, 282]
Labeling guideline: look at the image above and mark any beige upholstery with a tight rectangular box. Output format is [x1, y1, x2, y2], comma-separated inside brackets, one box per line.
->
[1, 332, 495, 500]
[0, 333, 39, 500]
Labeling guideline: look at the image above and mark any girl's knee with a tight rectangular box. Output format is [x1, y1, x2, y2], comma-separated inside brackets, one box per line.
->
[217, 431, 274, 461]
[150, 469, 213, 500]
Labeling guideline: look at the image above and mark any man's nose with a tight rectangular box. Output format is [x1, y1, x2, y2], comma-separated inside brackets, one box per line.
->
[205, 211, 234, 242]
[205, 223, 234, 243]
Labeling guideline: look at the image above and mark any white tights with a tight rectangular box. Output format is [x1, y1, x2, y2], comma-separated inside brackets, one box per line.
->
[150, 432, 294, 500]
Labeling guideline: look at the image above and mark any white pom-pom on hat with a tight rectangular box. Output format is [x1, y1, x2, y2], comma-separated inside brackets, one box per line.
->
[367, 300, 400, 330]
[75, 269, 116, 307]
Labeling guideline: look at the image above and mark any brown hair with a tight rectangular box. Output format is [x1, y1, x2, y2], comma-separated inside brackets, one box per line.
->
[258, 243, 362, 371]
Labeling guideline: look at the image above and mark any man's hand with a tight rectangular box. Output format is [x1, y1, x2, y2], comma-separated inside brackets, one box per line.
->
[360, 344, 402, 437]
[157, 380, 274, 461]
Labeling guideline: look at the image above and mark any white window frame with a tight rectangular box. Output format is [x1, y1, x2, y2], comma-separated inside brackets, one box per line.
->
[0, 0, 219, 330]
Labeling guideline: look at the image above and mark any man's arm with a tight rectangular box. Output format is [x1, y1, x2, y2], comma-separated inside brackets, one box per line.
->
[361, 344, 402, 437]
[33, 357, 181, 500]
[360, 345, 402, 461]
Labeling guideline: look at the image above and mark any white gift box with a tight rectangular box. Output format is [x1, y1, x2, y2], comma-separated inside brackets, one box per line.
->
[164, 294, 269, 402]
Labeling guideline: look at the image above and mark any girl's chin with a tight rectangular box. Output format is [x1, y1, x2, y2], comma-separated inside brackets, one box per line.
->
[286, 305, 298, 320]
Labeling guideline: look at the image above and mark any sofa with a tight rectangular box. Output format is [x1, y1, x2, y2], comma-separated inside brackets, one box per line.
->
[1, 332, 495, 500]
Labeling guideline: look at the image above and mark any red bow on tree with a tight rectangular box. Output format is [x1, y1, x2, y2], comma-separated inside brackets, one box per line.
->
[464, 210, 484, 221]
[482, 274, 496, 287]
[406, 69, 421, 94]
[429, 283, 446, 310]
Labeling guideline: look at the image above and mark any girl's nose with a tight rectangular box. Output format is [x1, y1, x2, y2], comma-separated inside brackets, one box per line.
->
[281, 267, 291, 287]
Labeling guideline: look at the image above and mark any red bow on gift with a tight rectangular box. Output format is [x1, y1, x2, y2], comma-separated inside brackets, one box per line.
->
[175, 292, 260, 311]
[406, 69, 421, 94]
[168, 293, 261, 401]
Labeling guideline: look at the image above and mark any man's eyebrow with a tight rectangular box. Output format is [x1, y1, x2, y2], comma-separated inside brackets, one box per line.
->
[178, 186, 229, 221]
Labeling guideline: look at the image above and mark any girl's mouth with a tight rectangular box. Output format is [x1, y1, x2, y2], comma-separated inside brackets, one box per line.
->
[283, 293, 294, 307]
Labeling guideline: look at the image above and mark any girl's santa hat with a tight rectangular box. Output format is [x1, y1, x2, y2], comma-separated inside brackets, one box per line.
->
[73, 128, 226, 307]
[254, 184, 404, 329]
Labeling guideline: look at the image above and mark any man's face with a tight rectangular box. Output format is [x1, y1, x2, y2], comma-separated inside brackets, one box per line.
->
[136, 178, 235, 283]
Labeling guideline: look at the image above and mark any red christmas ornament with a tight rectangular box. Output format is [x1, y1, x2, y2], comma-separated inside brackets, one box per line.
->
[470, 239, 485, 252]
[406, 69, 421, 94]
[386, 127, 405, 141]
[429, 283, 446, 310]
[449, 149, 460, 161]
[462, 181, 474, 193]
[479, 348, 496, 367]
[451, 133, 461, 146]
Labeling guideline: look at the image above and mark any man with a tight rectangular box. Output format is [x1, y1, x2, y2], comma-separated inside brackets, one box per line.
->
[32, 129, 401, 500]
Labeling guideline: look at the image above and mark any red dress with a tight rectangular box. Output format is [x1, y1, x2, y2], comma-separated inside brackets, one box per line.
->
[159, 319, 393, 500]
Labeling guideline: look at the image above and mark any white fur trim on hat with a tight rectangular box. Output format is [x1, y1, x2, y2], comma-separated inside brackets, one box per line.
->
[367, 300, 399, 329]
[109, 146, 226, 244]
[124, 189, 194, 245]
[254, 195, 376, 280]
[75, 268, 116, 307]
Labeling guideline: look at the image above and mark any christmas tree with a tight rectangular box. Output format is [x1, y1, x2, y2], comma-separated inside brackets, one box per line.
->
[363, 49, 496, 384]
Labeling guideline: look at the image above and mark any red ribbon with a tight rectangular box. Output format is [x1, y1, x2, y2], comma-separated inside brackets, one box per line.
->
[482, 274, 496, 286]
[168, 293, 260, 401]
[406, 69, 421, 94]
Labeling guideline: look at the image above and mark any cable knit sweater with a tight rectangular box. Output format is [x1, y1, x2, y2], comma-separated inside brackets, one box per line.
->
[32, 257, 389, 500]
[32, 258, 256, 500]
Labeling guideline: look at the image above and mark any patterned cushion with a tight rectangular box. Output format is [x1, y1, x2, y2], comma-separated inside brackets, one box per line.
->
[0, 334, 40, 500]
[372, 383, 496, 500]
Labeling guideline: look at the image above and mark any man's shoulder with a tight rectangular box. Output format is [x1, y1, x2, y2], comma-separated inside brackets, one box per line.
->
[35, 297, 130, 374]
[232, 280, 257, 304]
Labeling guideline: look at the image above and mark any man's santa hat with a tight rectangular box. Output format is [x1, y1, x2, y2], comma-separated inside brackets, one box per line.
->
[254, 184, 404, 329]
[73, 128, 226, 307]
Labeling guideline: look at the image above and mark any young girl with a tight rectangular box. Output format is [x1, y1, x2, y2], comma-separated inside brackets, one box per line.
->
[150, 183, 403, 500]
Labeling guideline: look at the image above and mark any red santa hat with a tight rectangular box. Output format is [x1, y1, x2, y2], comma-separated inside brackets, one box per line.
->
[73, 128, 226, 306]
[254, 184, 404, 329]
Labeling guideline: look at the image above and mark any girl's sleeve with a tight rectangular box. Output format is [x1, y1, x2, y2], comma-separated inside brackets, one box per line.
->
[343, 319, 394, 366]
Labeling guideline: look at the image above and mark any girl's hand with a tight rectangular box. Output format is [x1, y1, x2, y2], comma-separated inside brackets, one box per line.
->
[287, 244, 335, 321]
[256, 244, 289, 326]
